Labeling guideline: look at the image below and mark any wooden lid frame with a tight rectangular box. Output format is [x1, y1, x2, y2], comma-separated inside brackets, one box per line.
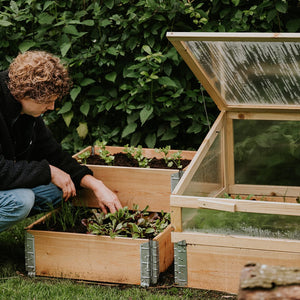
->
[167, 32, 300, 112]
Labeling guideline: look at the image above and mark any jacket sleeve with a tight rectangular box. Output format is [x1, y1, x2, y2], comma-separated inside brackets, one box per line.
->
[31, 117, 93, 189]
[0, 150, 51, 189]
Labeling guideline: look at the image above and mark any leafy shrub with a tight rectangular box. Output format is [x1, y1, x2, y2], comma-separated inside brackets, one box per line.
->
[0, 0, 299, 152]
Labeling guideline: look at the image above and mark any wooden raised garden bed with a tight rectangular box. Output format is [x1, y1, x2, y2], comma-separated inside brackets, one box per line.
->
[25, 204, 173, 286]
[167, 32, 300, 294]
[25, 145, 195, 286]
[72, 145, 196, 212]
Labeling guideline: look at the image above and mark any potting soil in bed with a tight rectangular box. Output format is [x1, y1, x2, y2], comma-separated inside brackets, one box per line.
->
[86, 152, 191, 169]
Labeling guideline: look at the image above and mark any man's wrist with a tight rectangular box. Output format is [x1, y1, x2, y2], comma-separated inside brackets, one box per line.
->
[80, 174, 103, 190]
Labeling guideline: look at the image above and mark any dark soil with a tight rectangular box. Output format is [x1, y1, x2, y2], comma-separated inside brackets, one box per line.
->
[86, 152, 191, 169]
[32, 208, 92, 233]
[32, 217, 88, 233]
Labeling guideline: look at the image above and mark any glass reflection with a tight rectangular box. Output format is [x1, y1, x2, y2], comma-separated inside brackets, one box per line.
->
[186, 41, 300, 106]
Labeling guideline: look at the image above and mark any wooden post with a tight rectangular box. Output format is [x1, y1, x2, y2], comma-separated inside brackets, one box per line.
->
[238, 263, 300, 300]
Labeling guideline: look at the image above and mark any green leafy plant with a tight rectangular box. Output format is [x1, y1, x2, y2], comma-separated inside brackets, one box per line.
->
[123, 144, 152, 168]
[77, 150, 91, 164]
[95, 140, 115, 165]
[223, 193, 254, 200]
[82, 205, 170, 239]
[155, 146, 183, 169]
[1, 1, 297, 152]
[45, 201, 90, 232]
[171, 150, 184, 169]
[76, 143, 189, 169]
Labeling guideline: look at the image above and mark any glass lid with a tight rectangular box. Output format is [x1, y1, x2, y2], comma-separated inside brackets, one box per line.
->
[167, 32, 300, 111]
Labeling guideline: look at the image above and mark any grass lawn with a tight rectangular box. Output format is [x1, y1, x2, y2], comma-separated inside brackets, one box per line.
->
[0, 216, 237, 300]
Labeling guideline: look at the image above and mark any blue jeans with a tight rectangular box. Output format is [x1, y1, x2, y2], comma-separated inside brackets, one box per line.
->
[0, 183, 63, 233]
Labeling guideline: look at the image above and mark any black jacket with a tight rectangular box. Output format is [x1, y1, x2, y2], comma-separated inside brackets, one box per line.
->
[0, 70, 92, 190]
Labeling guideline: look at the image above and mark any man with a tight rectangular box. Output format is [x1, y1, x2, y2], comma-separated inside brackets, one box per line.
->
[0, 50, 122, 233]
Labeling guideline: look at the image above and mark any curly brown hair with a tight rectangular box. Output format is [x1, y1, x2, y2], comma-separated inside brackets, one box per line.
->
[8, 50, 71, 103]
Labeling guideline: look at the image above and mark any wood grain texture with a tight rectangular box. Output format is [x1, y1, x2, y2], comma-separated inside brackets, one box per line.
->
[30, 230, 145, 284]
[27, 215, 173, 285]
[154, 225, 174, 272]
[186, 244, 300, 294]
[73, 146, 196, 212]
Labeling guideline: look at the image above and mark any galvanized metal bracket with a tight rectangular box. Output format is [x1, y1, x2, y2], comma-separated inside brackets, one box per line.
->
[171, 170, 184, 192]
[25, 232, 36, 277]
[140, 240, 159, 287]
[174, 240, 187, 286]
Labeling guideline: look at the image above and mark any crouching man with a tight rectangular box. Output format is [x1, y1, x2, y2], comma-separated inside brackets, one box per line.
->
[0, 50, 122, 232]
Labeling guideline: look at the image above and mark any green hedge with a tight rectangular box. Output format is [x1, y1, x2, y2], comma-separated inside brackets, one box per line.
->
[0, 0, 299, 152]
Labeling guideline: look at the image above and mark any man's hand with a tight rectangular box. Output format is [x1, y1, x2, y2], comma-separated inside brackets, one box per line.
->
[80, 175, 122, 214]
[49, 165, 76, 201]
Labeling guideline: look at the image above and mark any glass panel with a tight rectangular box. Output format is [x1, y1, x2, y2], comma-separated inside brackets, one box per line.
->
[182, 133, 222, 196]
[234, 119, 300, 186]
[182, 207, 300, 240]
[186, 41, 300, 106]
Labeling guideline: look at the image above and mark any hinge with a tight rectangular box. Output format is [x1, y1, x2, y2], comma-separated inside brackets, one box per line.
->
[25, 232, 36, 277]
[140, 240, 159, 287]
[174, 240, 187, 286]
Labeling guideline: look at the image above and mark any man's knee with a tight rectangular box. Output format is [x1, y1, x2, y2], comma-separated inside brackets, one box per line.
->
[31, 183, 63, 214]
[0, 189, 35, 219]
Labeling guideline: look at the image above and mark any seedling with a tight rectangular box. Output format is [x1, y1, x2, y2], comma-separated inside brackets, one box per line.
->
[123, 144, 152, 168]
[223, 193, 254, 200]
[96, 140, 115, 165]
[170, 150, 183, 169]
[77, 150, 91, 164]
[77, 143, 188, 169]
[45, 201, 90, 232]
[155, 146, 183, 169]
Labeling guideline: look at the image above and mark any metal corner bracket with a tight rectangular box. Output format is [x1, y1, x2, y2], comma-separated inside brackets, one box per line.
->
[25, 232, 36, 277]
[174, 240, 187, 286]
[140, 240, 159, 287]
